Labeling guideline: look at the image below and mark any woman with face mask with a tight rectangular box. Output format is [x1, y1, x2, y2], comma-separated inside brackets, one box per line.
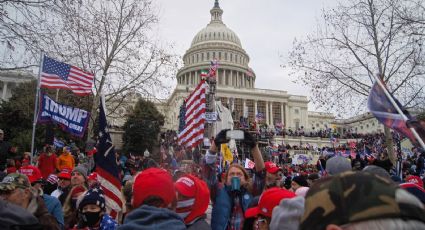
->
[75, 186, 118, 230]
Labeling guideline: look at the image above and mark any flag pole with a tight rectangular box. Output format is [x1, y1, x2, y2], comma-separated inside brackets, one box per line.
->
[31, 53, 44, 159]
[372, 74, 425, 149]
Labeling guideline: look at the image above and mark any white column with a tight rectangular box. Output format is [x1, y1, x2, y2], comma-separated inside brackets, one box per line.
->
[230, 70, 233, 86]
[285, 104, 290, 128]
[224, 69, 227, 85]
[254, 100, 258, 116]
[280, 102, 284, 124]
[270, 102, 274, 126]
[243, 99, 247, 118]
[2, 82, 8, 100]
[265, 101, 269, 125]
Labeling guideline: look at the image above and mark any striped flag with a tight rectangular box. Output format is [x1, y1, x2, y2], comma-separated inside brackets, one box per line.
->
[95, 95, 123, 220]
[208, 59, 219, 77]
[178, 80, 207, 148]
[40, 55, 94, 96]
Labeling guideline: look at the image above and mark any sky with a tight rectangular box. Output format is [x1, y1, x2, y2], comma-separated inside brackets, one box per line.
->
[154, 0, 339, 111]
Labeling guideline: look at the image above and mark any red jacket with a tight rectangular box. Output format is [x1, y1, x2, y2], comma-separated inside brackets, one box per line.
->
[38, 153, 57, 179]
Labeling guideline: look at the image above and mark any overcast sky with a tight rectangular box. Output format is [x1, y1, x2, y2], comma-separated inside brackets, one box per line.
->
[154, 0, 339, 111]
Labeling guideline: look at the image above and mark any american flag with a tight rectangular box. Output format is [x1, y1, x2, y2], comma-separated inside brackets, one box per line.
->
[208, 59, 219, 77]
[95, 95, 123, 220]
[40, 56, 94, 96]
[178, 80, 207, 148]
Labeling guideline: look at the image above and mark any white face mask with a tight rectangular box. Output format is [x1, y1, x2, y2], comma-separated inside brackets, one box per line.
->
[175, 198, 195, 220]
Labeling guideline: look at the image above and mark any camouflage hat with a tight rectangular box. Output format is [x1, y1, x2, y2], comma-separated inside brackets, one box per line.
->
[300, 171, 425, 230]
[0, 173, 31, 191]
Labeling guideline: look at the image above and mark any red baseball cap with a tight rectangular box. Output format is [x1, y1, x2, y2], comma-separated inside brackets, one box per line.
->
[406, 175, 424, 188]
[244, 187, 296, 218]
[19, 165, 43, 184]
[132, 168, 175, 208]
[175, 176, 197, 197]
[175, 174, 210, 224]
[264, 162, 280, 174]
[58, 168, 72, 180]
[88, 172, 98, 181]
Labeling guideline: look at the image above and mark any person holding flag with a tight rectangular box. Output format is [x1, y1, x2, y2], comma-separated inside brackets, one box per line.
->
[202, 129, 266, 230]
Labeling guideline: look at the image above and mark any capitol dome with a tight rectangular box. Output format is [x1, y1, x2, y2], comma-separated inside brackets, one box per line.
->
[190, 17, 242, 48]
[177, 0, 256, 89]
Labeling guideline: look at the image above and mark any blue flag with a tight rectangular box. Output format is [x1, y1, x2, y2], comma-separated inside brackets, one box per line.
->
[95, 96, 122, 218]
[367, 80, 416, 143]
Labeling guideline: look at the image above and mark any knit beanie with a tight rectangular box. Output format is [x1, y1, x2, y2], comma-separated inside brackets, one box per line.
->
[72, 165, 88, 179]
[270, 196, 305, 230]
[78, 187, 106, 211]
[132, 168, 175, 208]
[46, 174, 59, 185]
[175, 174, 210, 224]
[326, 156, 351, 175]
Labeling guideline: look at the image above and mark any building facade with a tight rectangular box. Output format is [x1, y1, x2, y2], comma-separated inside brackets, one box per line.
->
[0, 71, 36, 101]
[157, 1, 309, 132]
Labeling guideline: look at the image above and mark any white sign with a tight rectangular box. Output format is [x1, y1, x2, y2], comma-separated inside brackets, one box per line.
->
[205, 112, 218, 122]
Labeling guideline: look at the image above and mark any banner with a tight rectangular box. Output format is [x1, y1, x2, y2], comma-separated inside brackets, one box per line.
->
[38, 94, 90, 138]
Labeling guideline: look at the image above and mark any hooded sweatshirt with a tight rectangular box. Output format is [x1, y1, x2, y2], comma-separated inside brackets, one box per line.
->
[118, 205, 186, 230]
[56, 152, 75, 171]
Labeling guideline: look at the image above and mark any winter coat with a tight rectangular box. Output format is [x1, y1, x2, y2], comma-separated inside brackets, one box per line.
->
[38, 153, 57, 179]
[118, 205, 186, 230]
[211, 185, 253, 230]
[43, 194, 64, 229]
[56, 153, 75, 171]
[0, 199, 43, 230]
[27, 195, 61, 230]
[187, 217, 211, 230]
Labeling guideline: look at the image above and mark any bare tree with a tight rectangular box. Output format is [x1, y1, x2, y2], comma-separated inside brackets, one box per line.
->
[1, 0, 178, 136]
[287, 0, 425, 163]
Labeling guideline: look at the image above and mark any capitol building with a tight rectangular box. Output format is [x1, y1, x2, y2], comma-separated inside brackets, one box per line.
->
[156, 1, 312, 133]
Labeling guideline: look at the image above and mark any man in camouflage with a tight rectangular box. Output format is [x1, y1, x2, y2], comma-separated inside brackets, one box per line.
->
[300, 171, 425, 230]
[0, 173, 60, 230]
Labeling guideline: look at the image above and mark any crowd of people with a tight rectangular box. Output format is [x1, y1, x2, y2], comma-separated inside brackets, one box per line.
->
[0, 126, 424, 230]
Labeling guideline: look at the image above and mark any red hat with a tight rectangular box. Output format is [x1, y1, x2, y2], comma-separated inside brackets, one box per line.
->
[19, 165, 43, 184]
[244, 187, 296, 218]
[88, 172, 98, 182]
[405, 175, 424, 188]
[58, 168, 72, 180]
[132, 168, 175, 208]
[175, 174, 210, 224]
[265, 162, 280, 174]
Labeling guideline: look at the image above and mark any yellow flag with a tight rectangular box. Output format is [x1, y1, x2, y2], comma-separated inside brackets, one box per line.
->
[221, 143, 233, 162]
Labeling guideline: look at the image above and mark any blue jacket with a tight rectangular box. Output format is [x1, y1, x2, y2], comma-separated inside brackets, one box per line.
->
[43, 194, 64, 229]
[211, 185, 252, 230]
[118, 205, 186, 230]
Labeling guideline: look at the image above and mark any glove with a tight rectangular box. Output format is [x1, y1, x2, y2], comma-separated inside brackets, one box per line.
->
[214, 129, 229, 147]
[243, 130, 257, 149]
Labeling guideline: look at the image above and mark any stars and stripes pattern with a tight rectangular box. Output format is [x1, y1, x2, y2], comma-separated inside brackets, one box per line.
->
[95, 95, 123, 220]
[367, 80, 417, 143]
[178, 80, 208, 148]
[40, 55, 94, 96]
[208, 59, 219, 77]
